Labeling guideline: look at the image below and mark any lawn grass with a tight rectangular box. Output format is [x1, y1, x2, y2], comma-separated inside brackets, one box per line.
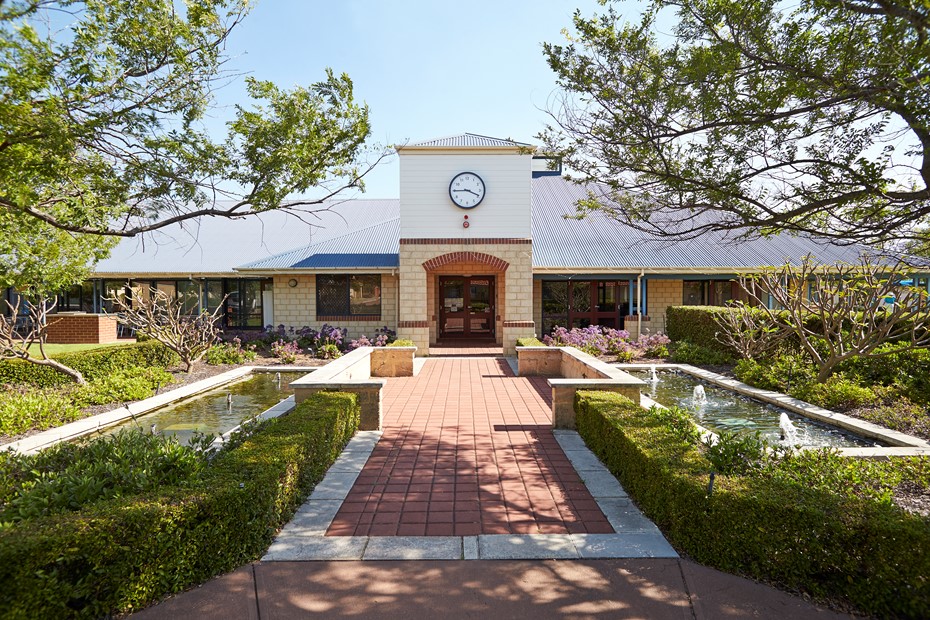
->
[26, 341, 135, 358]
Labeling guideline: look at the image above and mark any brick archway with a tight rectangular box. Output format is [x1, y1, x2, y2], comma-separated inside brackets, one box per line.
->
[422, 251, 509, 272]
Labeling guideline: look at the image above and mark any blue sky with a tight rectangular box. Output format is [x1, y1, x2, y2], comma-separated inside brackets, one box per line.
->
[209, 0, 617, 198]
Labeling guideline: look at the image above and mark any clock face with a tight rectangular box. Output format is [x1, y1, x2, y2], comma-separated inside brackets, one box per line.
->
[449, 172, 486, 209]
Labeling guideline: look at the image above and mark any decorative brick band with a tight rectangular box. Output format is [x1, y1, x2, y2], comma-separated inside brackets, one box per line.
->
[624, 315, 651, 321]
[316, 315, 382, 322]
[422, 252, 510, 272]
[401, 238, 531, 245]
[503, 321, 535, 328]
[398, 320, 429, 328]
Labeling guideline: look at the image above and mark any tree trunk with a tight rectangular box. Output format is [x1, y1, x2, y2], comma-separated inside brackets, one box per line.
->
[815, 361, 839, 383]
[29, 356, 86, 385]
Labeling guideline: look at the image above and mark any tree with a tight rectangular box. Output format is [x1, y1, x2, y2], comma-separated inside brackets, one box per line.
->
[0, 0, 381, 238]
[735, 256, 930, 381]
[109, 287, 223, 372]
[541, 0, 930, 246]
[0, 215, 115, 384]
[712, 300, 787, 360]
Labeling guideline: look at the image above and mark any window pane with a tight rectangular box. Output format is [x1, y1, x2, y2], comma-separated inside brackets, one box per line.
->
[156, 281, 176, 299]
[350, 275, 381, 315]
[542, 281, 568, 335]
[571, 281, 591, 313]
[596, 282, 617, 312]
[317, 275, 349, 316]
[241, 280, 263, 326]
[102, 281, 128, 312]
[205, 281, 224, 313]
[682, 281, 704, 305]
[177, 281, 201, 315]
[712, 281, 733, 306]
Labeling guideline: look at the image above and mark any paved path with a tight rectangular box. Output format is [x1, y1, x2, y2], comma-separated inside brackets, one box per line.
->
[263, 358, 674, 560]
[135, 559, 852, 619]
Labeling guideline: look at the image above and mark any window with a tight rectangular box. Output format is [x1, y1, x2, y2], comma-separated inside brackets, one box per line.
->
[57, 281, 94, 312]
[226, 279, 263, 328]
[682, 281, 705, 305]
[317, 274, 381, 317]
[177, 281, 201, 315]
[541, 279, 630, 335]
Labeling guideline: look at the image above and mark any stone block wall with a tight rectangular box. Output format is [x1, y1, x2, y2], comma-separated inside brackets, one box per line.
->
[398, 240, 535, 355]
[271, 274, 398, 339]
[45, 314, 119, 344]
[643, 279, 683, 335]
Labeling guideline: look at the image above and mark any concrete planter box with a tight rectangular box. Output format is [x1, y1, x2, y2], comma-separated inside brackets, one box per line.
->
[516, 345, 645, 430]
[371, 346, 417, 377]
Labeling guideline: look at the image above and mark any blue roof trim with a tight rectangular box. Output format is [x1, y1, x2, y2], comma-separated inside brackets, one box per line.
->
[290, 253, 399, 269]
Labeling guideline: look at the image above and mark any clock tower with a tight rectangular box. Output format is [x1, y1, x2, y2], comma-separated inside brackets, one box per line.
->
[395, 134, 536, 354]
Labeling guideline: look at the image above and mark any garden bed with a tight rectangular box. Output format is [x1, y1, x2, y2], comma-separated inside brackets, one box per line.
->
[0, 391, 360, 618]
[574, 390, 930, 617]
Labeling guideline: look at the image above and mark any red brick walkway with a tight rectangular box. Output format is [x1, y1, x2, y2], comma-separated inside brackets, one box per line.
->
[326, 358, 614, 537]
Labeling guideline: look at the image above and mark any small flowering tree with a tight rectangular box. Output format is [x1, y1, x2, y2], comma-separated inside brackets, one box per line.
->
[108, 289, 224, 372]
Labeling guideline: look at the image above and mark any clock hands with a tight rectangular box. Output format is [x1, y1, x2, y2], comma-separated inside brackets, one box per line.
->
[453, 188, 481, 197]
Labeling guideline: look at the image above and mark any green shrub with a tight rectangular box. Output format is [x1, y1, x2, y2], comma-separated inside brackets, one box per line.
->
[204, 340, 257, 366]
[0, 429, 208, 522]
[387, 339, 415, 347]
[516, 337, 545, 347]
[0, 390, 84, 437]
[0, 391, 360, 618]
[665, 306, 732, 351]
[840, 345, 930, 404]
[733, 356, 815, 393]
[574, 390, 930, 618]
[701, 430, 767, 475]
[644, 405, 702, 444]
[857, 401, 930, 441]
[796, 376, 879, 411]
[0, 341, 179, 388]
[668, 341, 734, 365]
[72, 367, 176, 407]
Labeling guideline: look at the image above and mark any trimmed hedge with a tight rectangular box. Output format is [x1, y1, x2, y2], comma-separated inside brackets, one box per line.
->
[575, 390, 930, 618]
[516, 337, 545, 347]
[0, 341, 179, 387]
[0, 391, 360, 618]
[665, 305, 730, 350]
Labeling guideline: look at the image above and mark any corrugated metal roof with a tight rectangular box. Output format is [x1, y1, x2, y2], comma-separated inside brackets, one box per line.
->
[531, 176, 869, 270]
[93, 199, 399, 275]
[92, 176, 880, 276]
[405, 133, 533, 148]
[239, 219, 400, 270]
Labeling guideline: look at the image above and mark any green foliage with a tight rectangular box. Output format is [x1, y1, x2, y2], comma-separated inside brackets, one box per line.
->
[71, 366, 175, 406]
[665, 307, 735, 354]
[0, 0, 374, 238]
[0, 391, 360, 618]
[644, 405, 702, 445]
[574, 390, 930, 617]
[668, 341, 734, 366]
[204, 340, 257, 365]
[857, 401, 930, 442]
[840, 344, 930, 404]
[796, 376, 880, 411]
[702, 431, 767, 475]
[0, 341, 179, 388]
[0, 390, 82, 437]
[318, 343, 341, 359]
[0, 430, 208, 522]
[516, 337, 545, 347]
[541, 0, 930, 245]
[386, 339, 415, 347]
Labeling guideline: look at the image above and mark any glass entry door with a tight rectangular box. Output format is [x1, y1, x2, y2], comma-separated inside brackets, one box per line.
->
[439, 276, 495, 339]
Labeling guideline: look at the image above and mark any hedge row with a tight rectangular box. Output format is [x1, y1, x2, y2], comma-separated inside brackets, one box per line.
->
[0, 391, 360, 618]
[574, 390, 930, 618]
[0, 341, 179, 387]
[665, 306, 734, 352]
